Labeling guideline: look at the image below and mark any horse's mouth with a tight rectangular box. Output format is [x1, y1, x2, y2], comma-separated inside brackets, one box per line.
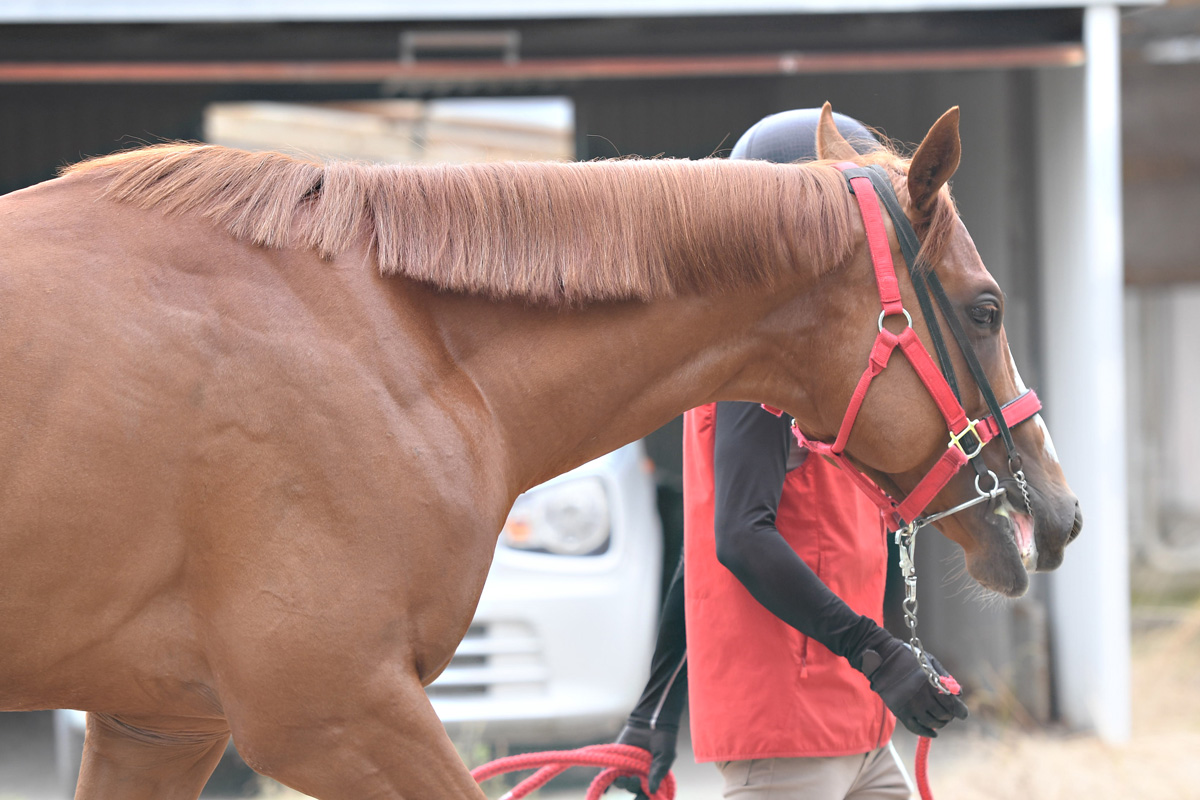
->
[993, 497, 1037, 571]
[962, 488, 1076, 597]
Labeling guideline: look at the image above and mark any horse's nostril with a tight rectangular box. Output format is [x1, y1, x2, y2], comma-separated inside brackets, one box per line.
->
[1067, 501, 1083, 544]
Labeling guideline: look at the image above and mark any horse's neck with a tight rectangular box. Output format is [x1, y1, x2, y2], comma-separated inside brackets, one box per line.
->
[422, 284, 807, 494]
[392, 161, 857, 493]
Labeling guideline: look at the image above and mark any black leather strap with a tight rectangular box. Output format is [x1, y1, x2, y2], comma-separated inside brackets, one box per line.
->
[926, 271, 1020, 459]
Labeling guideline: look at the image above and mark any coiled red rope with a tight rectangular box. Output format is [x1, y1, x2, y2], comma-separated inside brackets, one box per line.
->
[473, 724, 947, 800]
[471, 743, 675, 800]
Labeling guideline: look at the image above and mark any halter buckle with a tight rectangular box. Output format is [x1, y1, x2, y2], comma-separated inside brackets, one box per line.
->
[948, 419, 984, 459]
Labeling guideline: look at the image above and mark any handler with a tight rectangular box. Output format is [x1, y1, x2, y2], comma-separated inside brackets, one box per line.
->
[615, 108, 967, 800]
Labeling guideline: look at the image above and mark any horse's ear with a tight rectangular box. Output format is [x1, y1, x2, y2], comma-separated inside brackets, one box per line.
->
[908, 106, 961, 214]
[816, 102, 859, 162]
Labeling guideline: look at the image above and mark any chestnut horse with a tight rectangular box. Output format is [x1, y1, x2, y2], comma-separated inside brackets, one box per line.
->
[0, 105, 1078, 799]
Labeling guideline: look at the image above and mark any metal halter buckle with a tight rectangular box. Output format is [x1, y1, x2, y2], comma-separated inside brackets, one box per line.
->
[948, 419, 984, 459]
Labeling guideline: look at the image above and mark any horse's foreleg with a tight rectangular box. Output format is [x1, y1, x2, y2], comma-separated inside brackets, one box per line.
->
[74, 713, 230, 800]
[229, 673, 488, 800]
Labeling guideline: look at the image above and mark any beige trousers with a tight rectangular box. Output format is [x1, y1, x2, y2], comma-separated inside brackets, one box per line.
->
[717, 743, 915, 800]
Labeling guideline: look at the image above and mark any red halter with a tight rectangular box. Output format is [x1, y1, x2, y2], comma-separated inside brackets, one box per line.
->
[769, 162, 1041, 533]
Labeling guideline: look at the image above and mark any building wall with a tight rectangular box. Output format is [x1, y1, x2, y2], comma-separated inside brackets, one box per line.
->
[0, 84, 207, 193]
[1122, 6, 1200, 595]
[1127, 287, 1200, 585]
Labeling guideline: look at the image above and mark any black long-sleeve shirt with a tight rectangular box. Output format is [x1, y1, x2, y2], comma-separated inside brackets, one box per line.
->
[626, 402, 883, 731]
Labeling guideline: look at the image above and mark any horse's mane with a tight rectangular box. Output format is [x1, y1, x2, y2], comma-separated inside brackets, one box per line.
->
[61, 144, 956, 305]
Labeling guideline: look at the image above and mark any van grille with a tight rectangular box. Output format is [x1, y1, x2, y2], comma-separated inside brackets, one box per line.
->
[426, 622, 547, 699]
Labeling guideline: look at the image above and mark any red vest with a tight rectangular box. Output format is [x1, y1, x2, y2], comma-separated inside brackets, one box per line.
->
[683, 404, 895, 762]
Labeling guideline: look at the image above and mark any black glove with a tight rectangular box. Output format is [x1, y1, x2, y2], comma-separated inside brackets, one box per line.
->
[610, 720, 677, 798]
[854, 631, 968, 738]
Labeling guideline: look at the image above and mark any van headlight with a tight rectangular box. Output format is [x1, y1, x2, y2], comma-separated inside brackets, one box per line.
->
[500, 476, 611, 556]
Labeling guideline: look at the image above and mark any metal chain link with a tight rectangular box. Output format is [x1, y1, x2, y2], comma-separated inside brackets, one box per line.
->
[897, 458, 1032, 695]
[896, 524, 956, 694]
[1007, 454, 1034, 518]
[1013, 468, 1034, 517]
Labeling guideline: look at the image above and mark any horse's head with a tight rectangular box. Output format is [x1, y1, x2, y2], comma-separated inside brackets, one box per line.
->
[790, 104, 1080, 598]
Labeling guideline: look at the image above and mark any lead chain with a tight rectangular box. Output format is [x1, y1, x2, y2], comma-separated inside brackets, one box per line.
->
[896, 524, 956, 694]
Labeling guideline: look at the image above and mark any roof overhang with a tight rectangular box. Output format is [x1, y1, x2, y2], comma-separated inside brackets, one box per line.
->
[0, 0, 1160, 25]
[0, 45, 1084, 84]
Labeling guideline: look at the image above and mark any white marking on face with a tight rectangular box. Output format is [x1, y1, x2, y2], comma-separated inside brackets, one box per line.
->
[1007, 347, 1029, 393]
[1007, 346, 1059, 464]
[1034, 414, 1060, 464]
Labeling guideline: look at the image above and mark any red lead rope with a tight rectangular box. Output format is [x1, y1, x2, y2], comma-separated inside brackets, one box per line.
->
[915, 671, 961, 800]
[471, 743, 676, 800]
[472, 728, 952, 800]
[915, 736, 936, 800]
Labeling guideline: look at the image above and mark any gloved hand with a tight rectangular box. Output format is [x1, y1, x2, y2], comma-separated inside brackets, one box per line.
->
[610, 719, 677, 798]
[854, 631, 968, 738]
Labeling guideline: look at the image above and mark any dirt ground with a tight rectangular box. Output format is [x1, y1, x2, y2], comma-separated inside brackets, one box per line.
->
[924, 602, 1200, 800]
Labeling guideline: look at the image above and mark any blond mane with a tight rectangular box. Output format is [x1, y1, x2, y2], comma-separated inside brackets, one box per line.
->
[62, 144, 956, 305]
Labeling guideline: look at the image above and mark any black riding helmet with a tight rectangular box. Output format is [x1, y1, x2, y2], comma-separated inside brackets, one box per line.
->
[729, 107, 879, 164]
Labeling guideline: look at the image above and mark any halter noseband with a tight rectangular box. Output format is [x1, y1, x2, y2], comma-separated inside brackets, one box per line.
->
[774, 162, 1042, 535]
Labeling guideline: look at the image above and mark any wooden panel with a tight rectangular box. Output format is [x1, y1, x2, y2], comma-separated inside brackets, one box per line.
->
[204, 100, 572, 163]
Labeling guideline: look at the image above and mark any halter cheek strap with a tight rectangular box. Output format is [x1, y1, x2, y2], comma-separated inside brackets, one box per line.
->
[771, 162, 1042, 532]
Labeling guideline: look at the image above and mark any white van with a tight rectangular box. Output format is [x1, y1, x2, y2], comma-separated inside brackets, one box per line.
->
[429, 440, 663, 746]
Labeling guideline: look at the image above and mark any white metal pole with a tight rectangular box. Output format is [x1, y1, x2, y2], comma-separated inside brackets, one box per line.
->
[1037, 3, 1131, 742]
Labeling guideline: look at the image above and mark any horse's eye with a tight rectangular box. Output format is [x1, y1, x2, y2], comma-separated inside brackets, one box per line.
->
[968, 304, 999, 327]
